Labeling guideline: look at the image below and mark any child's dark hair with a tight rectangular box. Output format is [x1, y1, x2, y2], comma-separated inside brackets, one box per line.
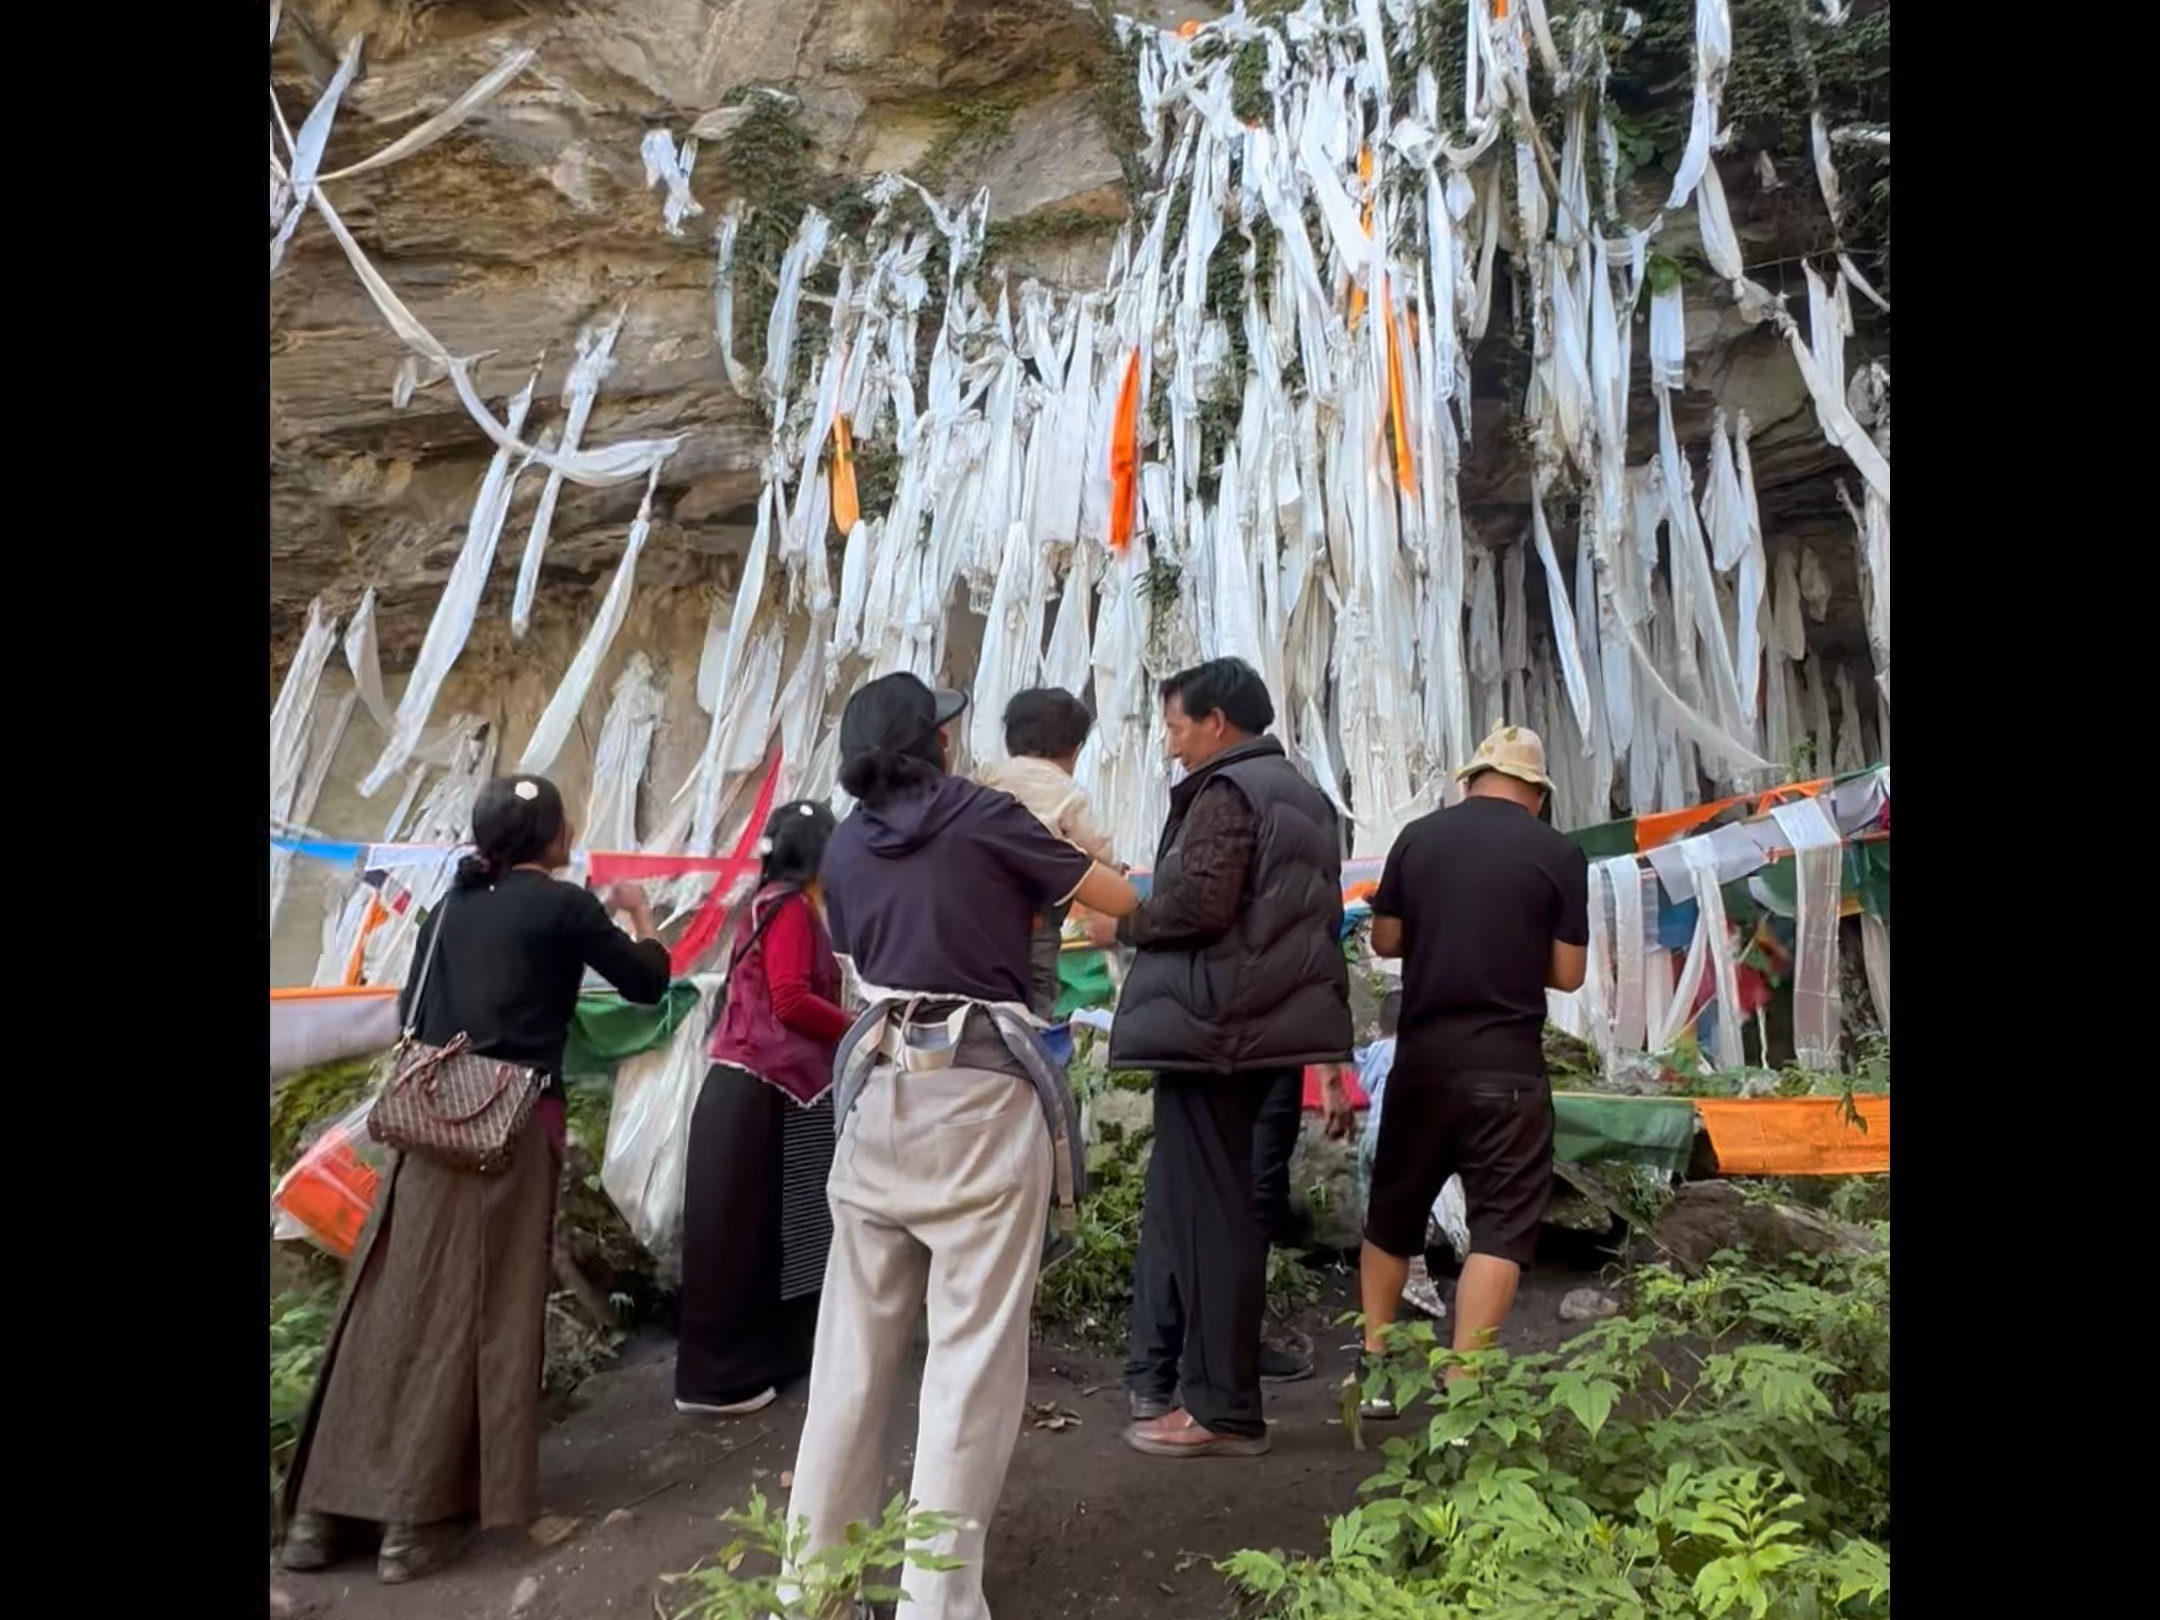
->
[761, 800, 837, 888]
[1003, 687, 1094, 761]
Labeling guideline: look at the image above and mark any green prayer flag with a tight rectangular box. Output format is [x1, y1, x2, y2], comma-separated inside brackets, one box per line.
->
[1552, 1093, 1700, 1175]
[562, 982, 704, 1079]
[1056, 948, 1117, 1019]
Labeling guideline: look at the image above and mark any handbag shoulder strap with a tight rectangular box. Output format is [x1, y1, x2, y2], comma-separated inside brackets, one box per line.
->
[401, 891, 453, 1039]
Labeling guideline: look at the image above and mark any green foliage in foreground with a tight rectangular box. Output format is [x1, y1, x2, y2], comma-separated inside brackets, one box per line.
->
[1032, 1120, 1150, 1344]
[1031, 1084, 1328, 1345]
[270, 1055, 377, 1173]
[269, 1281, 338, 1536]
[1226, 1233, 1891, 1619]
[664, 1490, 965, 1620]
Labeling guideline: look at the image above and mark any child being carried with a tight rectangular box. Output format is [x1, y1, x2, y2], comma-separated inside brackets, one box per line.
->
[974, 687, 1120, 1028]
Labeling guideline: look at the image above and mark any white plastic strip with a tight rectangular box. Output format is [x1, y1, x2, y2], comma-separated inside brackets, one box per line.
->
[342, 586, 393, 729]
[1529, 487, 1594, 743]
[512, 314, 625, 639]
[1769, 796, 1846, 1071]
[273, 689, 356, 930]
[1604, 854, 1647, 1054]
[317, 48, 536, 184]
[519, 464, 665, 775]
[1860, 912, 1889, 1039]
[640, 129, 703, 236]
[1681, 835, 1746, 1071]
[271, 599, 338, 829]
[270, 36, 363, 273]
[308, 190, 682, 487]
[357, 374, 538, 796]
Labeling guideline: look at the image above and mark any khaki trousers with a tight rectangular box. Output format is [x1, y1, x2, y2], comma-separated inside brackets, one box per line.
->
[784, 1061, 1052, 1620]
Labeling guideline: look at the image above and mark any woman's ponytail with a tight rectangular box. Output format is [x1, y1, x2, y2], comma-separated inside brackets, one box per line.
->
[452, 853, 499, 892]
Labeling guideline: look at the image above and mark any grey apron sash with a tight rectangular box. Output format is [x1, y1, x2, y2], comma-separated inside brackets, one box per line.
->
[830, 997, 1085, 1268]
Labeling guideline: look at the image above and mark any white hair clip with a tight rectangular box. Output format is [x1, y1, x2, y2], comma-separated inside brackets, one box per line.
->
[513, 780, 540, 801]
[756, 837, 775, 857]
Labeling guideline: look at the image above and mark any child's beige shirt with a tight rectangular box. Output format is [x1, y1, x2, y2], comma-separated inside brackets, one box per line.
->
[975, 757, 1117, 866]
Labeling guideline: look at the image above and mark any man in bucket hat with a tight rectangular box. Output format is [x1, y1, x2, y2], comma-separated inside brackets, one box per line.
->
[1352, 724, 1590, 1415]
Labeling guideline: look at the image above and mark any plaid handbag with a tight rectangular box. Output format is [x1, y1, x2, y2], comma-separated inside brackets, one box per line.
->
[366, 894, 542, 1174]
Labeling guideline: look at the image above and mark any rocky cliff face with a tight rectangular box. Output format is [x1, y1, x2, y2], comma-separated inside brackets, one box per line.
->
[269, 0, 1888, 977]
[271, 0, 1152, 658]
[272, 1, 1883, 651]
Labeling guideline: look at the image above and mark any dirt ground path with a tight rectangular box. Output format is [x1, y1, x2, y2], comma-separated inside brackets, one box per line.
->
[275, 1270, 1588, 1620]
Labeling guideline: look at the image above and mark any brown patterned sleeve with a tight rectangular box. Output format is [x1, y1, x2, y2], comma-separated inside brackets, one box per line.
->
[1118, 779, 1257, 951]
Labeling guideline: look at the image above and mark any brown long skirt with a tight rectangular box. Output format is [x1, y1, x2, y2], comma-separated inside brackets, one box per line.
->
[282, 1107, 560, 1530]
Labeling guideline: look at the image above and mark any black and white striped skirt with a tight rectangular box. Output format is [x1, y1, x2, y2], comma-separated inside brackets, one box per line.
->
[778, 1091, 837, 1302]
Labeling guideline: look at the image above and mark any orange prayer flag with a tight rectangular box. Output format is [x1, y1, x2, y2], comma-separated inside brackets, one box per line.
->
[344, 895, 388, 987]
[1693, 1096, 1890, 1178]
[1108, 348, 1142, 557]
[831, 414, 861, 534]
[1347, 145, 1376, 331]
[1634, 777, 1831, 852]
[1177, 18, 1202, 38]
[1383, 278, 1416, 490]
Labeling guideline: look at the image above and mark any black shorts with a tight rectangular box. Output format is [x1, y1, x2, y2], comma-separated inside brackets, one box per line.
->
[1363, 1068, 1555, 1269]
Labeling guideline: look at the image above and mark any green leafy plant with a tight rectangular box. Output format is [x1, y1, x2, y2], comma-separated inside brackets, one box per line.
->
[270, 1055, 378, 1172]
[1233, 1234, 1891, 1617]
[1036, 1061, 1334, 1344]
[1267, 1244, 1325, 1322]
[1680, 1036, 1891, 1108]
[1033, 1123, 1148, 1346]
[269, 1281, 338, 1536]
[665, 1489, 966, 1620]
[1230, 37, 1273, 124]
[718, 88, 824, 353]
[1087, 2, 1150, 198]
[916, 98, 1020, 191]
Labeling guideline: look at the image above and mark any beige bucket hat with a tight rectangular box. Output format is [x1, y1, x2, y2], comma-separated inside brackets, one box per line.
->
[1456, 723, 1554, 791]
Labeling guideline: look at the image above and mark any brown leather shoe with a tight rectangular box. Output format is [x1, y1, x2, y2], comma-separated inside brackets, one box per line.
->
[1122, 1408, 1271, 1458]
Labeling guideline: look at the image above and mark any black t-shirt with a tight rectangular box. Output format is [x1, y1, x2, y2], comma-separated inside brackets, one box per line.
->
[1372, 796, 1591, 1077]
[402, 869, 673, 1095]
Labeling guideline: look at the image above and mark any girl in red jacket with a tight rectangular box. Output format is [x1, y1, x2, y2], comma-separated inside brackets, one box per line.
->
[674, 801, 852, 1415]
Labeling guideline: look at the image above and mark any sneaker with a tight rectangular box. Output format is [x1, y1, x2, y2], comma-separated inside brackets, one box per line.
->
[1257, 1344, 1313, 1384]
[1348, 1352, 1398, 1422]
[675, 1387, 778, 1417]
[1128, 1389, 1174, 1422]
[1402, 1257, 1449, 1321]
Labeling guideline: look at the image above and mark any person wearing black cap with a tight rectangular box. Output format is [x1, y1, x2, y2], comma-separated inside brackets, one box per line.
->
[780, 673, 1138, 1620]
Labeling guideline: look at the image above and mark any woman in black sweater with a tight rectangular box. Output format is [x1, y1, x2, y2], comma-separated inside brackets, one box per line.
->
[280, 775, 671, 1584]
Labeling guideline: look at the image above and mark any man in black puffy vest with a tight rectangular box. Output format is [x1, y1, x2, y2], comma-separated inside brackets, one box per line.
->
[1087, 657, 1354, 1459]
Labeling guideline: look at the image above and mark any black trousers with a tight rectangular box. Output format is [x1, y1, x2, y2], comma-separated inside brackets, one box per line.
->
[675, 1064, 822, 1407]
[1122, 1067, 1301, 1437]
